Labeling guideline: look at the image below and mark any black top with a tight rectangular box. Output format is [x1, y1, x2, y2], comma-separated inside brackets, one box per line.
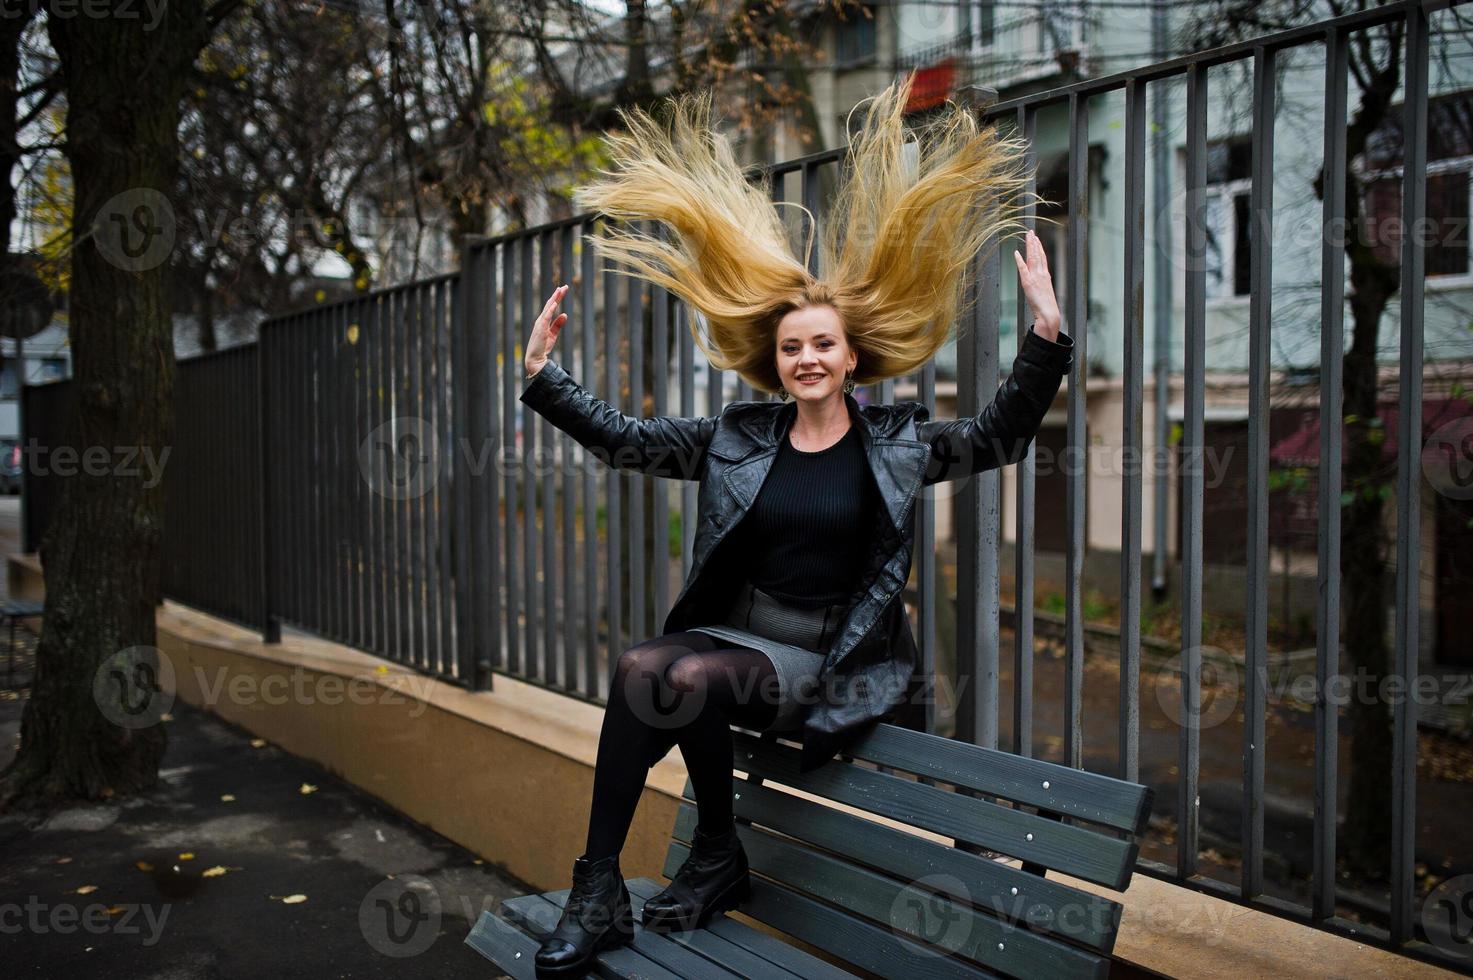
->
[728, 422, 880, 609]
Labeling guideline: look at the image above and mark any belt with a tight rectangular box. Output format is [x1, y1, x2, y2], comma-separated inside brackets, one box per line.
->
[725, 580, 849, 653]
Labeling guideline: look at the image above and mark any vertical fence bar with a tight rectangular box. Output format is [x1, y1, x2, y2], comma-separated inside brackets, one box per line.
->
[425, 282, 442, 674]
[540, 230, 559, 684]
[438, 279, 462, 681]
[581, 222, 600, 697]
[605, 239, 624, 681]
[258, 322, 279, 641]
[678, 305, 697, 581]
[1391, 0, 1428, 946]
[918, 356, 937, 737]
[520, 233, 541, 680]
[1064, 89, 1089, 769]
[1014, 104, 1038, 759]
[955, 252, 979, 747]
[481, 258, 501, 689]
[1313, 23, 1348, 926]
[310, 314, 326, 638]
[502, 242, 522, 677]
[408, 285, 427, 669]
[394, 290, 413, 665]
[1179, 62, 1209, 878]
[370, 295, 387, 655]
[1120, 79, 1146, 783]
[331, 305, 347, 644]
[381, 292, 398, 659]
[979, 237, 1002, 752]
[652, 228, 670, 627]
[1242, 43, 1277, 901]
[344, 301, 362, 651]
[420, 282, 440, 674]
[629, 237, 646, 642]
[354, 298, 370, 653]
[291, 314, 305, 629]
[560, 227, 580, 693]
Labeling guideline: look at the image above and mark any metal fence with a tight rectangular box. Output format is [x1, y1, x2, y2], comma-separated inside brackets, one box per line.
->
[19, 0, 1462, 967]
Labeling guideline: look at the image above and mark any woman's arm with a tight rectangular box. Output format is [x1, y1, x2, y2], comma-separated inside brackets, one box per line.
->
[520, 358, 717, 480]
[916, 322, 1073, 485]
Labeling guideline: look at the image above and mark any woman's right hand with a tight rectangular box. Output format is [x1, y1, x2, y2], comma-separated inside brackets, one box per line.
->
[524, 284, 570, 377]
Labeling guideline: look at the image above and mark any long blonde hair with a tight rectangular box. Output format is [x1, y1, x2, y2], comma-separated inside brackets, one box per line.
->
[571, 73, 1037, 394]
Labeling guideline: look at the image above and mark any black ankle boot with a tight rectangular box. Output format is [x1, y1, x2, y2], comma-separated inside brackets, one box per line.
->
[641, 823, 751, 932]
[534, 852, 634, 978]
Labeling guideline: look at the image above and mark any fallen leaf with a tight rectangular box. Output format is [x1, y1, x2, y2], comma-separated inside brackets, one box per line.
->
[74, 885, 97, 895]
[375, 665, 389, 674]
[250, 738, 266, 748]
[202, 866, 233, 878]
[105, 906, 125, 915]
[280, 894, 307, 904]
[220, 794, 235, 802]
[55, 857, 72, 865]
[160, 713, 174, 722]
[135, 861, 154, 872]
[178, 852, 194, 861]
[299, 783, 317, 795]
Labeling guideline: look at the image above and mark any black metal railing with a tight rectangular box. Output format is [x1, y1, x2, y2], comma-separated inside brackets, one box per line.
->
[19, 0, 1465, 967]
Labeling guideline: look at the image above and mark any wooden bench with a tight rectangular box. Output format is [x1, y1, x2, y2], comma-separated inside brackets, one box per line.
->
[467, 721, 1155, 978]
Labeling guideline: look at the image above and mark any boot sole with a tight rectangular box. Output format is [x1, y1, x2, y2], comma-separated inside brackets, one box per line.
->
[533, 901, 634, 978]
[641, 872, 752, 932]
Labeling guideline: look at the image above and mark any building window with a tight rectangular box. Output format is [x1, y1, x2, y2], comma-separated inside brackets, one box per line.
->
[1362, 90, 1473, 279]
[1203, 137, 1253, 300]
[835, 3, 876, 66]
[970, 0, 996, 48]
[39, 357, 66, 381]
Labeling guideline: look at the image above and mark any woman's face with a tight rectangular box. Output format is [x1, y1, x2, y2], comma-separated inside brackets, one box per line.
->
[775, 304, 857, 404]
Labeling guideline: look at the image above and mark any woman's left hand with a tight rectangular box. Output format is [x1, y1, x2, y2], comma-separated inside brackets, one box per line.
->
[1013, 229, 1062, 340]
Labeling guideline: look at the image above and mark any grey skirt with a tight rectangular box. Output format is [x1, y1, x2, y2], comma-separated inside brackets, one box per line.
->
[687, 581, 848, 733]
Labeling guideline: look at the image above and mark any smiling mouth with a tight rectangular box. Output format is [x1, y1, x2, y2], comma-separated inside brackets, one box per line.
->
[797, 374, 825, 383]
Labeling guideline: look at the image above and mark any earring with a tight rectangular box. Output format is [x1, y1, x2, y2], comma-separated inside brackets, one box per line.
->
[777, 386, 789, 401]
[842, 370, 856, 395]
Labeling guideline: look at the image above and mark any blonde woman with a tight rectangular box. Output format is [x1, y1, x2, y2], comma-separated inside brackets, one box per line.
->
[520, 74, 1072, 977]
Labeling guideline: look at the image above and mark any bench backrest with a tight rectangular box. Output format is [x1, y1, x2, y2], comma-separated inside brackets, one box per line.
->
[662, 722, 1155, 980]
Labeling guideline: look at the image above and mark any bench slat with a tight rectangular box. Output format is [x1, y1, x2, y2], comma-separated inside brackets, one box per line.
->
[625, 877, 834, 979]
[730, 736, 1140, 889]
[670, 776, 1123, 952]
[500, 891, 702, 979]
[464, 910, 542, 980]
[746, 726, 1153, 835]
[667, 832, 1109, 980]
[670, 824, 1111, 980]
[723, 862, 1006, 979]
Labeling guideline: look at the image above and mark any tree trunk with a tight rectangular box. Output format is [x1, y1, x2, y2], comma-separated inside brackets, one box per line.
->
[0, 0, 209, 813]
[1338, 230, 1400, 881]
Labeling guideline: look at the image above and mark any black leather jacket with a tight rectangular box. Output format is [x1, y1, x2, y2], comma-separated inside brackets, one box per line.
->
[520, 323, 1074, 772]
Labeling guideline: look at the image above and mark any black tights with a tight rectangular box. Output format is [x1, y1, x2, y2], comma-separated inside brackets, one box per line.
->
[584, 631, 780, 862]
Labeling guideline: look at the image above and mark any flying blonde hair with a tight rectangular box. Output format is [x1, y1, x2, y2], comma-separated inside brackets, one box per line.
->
[571, 72, 1038, 394]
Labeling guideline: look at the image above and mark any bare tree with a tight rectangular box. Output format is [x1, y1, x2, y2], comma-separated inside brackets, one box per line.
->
[0, 0, 241, 812]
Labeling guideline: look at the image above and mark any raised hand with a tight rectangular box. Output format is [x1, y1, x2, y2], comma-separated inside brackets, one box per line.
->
[1012, 229, 1062, 339]
[524, 284, 570, 377]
